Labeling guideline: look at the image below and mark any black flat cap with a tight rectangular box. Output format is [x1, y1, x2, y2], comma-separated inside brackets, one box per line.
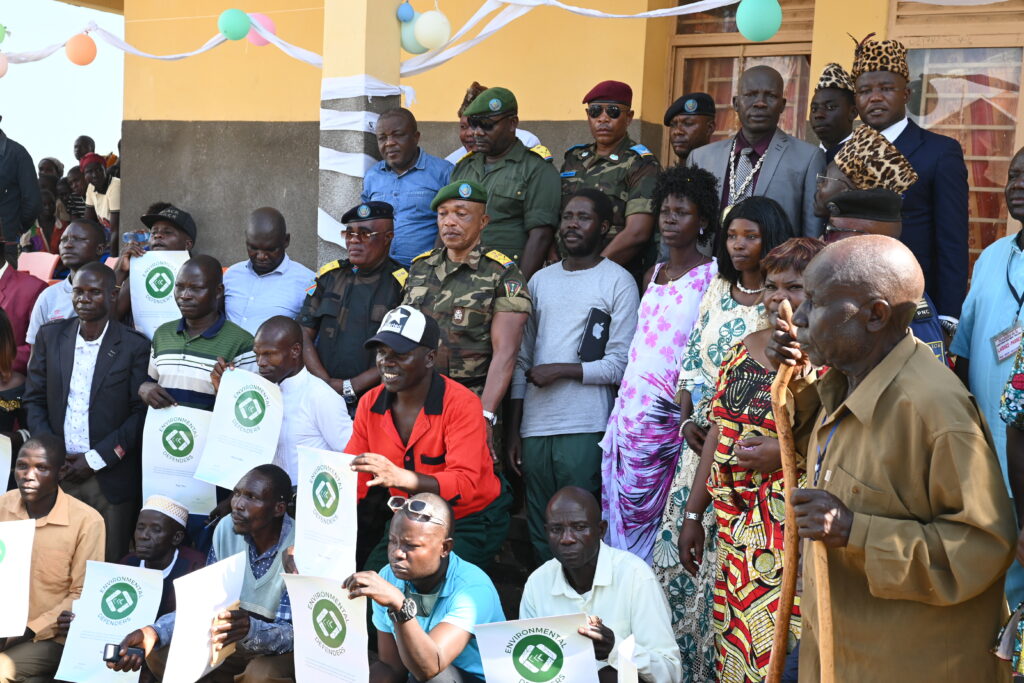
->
[827, 188, 903, 222]
[664, 92, 716, 126]
[341, 201, 394, 224]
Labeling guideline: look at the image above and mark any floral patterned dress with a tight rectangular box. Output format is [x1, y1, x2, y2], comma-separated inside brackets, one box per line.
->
[1000, 342, 1024, 429]
[601, 260, 718, 563]
[653, 275, 768, 683]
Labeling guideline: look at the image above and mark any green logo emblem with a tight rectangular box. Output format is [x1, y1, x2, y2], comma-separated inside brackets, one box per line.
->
[512, 634, 564, 682]
[145, 266, 175, 299]
[161, 421, 195, 458]
[312, 471, 340, 518]
[101, 582, 139, 621]
[0, 538, 6, 564]
[312, 598, 347, 649]
[234, 390, 266, 428]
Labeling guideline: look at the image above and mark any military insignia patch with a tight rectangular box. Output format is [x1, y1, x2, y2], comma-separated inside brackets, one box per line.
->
[453, 306, 465, 323]
[630, 143, 653, 157]
[305, 279, 317, 296]
[504, 280, 522, 297]
[560, 171, 577, 178]
[684, 98, 698, 113]
[459, 183, 472, 198]
[488, 98, 502, 112]
[609, 154, 619, 161]
[357, 204, 370, 218]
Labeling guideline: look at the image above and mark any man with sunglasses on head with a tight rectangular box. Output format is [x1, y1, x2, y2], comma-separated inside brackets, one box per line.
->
[344, 492, 504, 683]
[349, 305, 511, 573]
[561, 81, 661, 281]
[452, 87, 560, 281]
[300, 201, 407, 416]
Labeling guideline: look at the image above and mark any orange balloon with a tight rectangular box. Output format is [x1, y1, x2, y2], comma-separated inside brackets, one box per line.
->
[65, 33, 97, 66]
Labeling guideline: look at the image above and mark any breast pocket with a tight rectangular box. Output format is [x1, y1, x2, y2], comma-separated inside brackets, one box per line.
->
[405, 285, 430, 307]
[826, 464, 894, 516]
[397, 189, 434, 214]
[488, 180, 528, 217]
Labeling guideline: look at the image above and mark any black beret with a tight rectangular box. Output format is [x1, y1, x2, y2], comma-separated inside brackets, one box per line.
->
[664, 92, 716, 126]
[827, 188, 903, 222]
[341, 201, 394, 224]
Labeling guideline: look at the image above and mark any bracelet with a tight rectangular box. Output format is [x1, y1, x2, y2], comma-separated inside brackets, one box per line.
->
[684, 511, 701, 522]
[482, 409, 498, 426]
[680, 418, 695, 431]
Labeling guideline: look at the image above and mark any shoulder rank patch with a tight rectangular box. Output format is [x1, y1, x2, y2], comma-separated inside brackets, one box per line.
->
[456, 150, 475, 164]
[914, 297, 934, 322]
[566, 143, 589, 153]
[392, 268, 408, 287]
[630, 143, 653, 157]
[504, 280, 523, 298]
[530, 144, 553, 162]
[317, 259, 342, 278]
[485, 250, 516, 269]
[560, 171, 577, 178]
[412, 249, 436, 263]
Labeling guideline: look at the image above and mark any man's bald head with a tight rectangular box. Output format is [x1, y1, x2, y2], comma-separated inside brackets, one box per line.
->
[245, 208, 290, 275]
[256, 315, 303, 348]
[404, 492, 454, 538]
[546, 486, 601, 526]
[253, 316, 304, 383]
[815, 235, 923, 324]
[181, 254, 223, 288]
[247, 207, 287, 240]
[545, 486, 605, 571]
[740, 65, 784, 93]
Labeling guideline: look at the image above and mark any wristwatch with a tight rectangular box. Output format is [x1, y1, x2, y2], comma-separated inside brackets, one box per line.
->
[684, 511, 701, 522]
[482, 409, 498, 426]
[342, 379, 357, 404]
[388, 597, 418, 624]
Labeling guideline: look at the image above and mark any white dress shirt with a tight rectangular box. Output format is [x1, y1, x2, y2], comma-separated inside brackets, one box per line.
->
[520, 541, 682, 682]
[223, 254, 314, 335]
[880, 116, 909, 143]
[274, 367, 353, 483]
[142, 549, 179, 579]
[63, 322, 109, 470]
[819, 131, 853, 153]
[26, 278, 75, 344]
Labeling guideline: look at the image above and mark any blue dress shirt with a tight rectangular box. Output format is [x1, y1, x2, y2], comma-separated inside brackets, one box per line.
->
[224, 254, 314, 335]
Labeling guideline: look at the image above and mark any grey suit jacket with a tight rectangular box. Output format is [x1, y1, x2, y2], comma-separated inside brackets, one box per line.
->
[689, 128, 825, 238]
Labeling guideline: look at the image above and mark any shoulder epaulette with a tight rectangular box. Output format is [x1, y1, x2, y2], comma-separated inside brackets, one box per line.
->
[317, 260, 342, 278]
[630, 143, 654, 158]
[456, 150, 475, 164]
[485, 250, 516, 269]
[566, 143, 589, 153]
[392, 268, 408, 287]
[412, 249, 436, 263]
[530, 144, 553, 162]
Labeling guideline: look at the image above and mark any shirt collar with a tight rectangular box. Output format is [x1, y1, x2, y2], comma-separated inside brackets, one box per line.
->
[551, 541, 613, 598]
[1, 488, 72, 527]
[243, 514, 294, 562]
[142, 549, 179, 580]
[595, 136, 633, 159]
[176, 312, 227, 339]
[385, 148, 426, 175]
[0, 262, 7, 281]
[735, 128, 775, 156]
[817, 332, 918, 423]
[371, 371, 446, 416]
[246, 254, 292, 277]
[279, 367, 308, 390]
[76, 321, 109, 347]
[819, 132, 853, 152]
[880, 117, 909, 143]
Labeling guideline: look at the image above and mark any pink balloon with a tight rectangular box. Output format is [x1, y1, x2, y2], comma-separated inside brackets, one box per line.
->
[246, 12, 276, 46]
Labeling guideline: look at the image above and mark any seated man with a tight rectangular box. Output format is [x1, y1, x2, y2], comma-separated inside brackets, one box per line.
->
[350, 306, 511, 571]
[520, 487, 681, 683]
[0, 435, 105, 683]
[344, 493, 504, 683]
[224, 207, 313, 335]
[108, 465, 296, 683]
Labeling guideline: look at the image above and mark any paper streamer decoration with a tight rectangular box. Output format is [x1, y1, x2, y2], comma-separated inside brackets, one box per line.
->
[321, 74, 416, 105]
[319, 109, 380, 133]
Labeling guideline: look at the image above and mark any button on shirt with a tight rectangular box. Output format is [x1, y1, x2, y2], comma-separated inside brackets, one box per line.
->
[361, 148, 453, 266]
[274, 367, 354, 482]
[26, 278, 75, 344]
[520, 541, 682, 682]
[224, 255, 315, 335]
[63, 322, 108, 470]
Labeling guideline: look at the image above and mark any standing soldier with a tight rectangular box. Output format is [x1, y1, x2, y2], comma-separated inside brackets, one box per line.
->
[300, 201, 406, 415]
[561, 80, 662, 280]
[453, 87, 560, 281]
[403, 180, 531, 454]
[663, 92, 717, 167]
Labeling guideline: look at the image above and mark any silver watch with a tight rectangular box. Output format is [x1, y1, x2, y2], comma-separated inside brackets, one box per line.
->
[388, 597, 418, 624]
[342, 379, 357, 404]
[684, 511, 701, 522]
[482, 409, 498, 426]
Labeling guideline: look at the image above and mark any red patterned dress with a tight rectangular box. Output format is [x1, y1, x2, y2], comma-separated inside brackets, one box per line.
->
[707, 341, 801, 682]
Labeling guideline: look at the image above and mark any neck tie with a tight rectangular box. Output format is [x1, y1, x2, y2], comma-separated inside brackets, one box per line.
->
[735, 147, 755, 200]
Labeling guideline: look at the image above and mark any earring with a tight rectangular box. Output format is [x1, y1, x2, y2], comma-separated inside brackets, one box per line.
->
[699, 224, 706, 235]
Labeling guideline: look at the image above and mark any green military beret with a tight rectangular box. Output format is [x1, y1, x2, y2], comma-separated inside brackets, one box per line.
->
[463, 87, 517, 117]
[431, 180, 488, 211]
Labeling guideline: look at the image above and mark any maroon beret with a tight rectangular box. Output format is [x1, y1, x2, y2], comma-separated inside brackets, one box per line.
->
[582, 80, 633, 106]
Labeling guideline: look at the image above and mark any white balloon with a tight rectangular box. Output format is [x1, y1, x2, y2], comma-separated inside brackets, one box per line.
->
[413, 10, 451, 51]
[0, 54, 7, 79]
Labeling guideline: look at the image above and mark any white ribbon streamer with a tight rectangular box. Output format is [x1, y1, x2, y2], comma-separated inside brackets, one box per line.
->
[320, 75, 417, 105]
[248, 18, 323, 68]
[317, 207, 350, 247]
[87, 21, 227, 61]
[318, 146, 378, 177]
[320, 109, 380, 133]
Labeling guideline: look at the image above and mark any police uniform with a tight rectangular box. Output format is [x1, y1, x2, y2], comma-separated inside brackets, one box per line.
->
[452, 87, 561, 264]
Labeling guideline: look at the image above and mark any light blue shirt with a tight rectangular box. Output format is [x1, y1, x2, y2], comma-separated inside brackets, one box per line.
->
[372, 552, 504, 678]
[950, 232, 1024, 489]
[224, 254, 314, 335]
[361, 148, 452, 266]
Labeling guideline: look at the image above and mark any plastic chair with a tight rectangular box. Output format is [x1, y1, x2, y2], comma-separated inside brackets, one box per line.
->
[17, 252, 60, 281]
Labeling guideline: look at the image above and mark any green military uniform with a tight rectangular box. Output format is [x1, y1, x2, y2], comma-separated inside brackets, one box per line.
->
[402, 244, 531, 392]
[299, 257, 407, 406]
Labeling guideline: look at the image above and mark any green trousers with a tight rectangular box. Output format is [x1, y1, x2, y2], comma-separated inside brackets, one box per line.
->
[523, 432, 604, 563]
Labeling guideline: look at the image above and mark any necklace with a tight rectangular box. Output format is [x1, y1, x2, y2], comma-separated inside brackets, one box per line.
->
[727, 137, 769, 205]
[735, 281, 765, 295]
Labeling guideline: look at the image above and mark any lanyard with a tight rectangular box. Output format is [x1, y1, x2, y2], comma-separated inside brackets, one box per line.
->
[1009, 247, 1024, 318]
[814, 413, 847, 487]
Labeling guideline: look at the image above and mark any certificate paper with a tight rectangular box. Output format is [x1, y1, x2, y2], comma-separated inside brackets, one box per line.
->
[617, 634, 639, 683]
[162, 552, 246, 683]
[295, 446, 357, 581]
[193, 369, 283, 490]
[0, 519, 35, 637]
[142, 405, 216, 514]
[283, 574, 368, 682]
[129, 251, 190, 338]
[55, 561, 163, 683]
[476, 613, 600, 683]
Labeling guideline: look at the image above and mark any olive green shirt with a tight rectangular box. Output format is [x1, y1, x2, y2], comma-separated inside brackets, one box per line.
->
[452, 138, 561, 262]
[402, 244, 532, 391]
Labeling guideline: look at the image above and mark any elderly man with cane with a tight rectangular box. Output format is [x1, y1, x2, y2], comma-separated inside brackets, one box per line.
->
[767, 235, 1016, 681]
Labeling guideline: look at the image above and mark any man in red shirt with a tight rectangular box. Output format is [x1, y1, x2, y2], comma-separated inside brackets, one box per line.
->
[350, 305, 510, 571]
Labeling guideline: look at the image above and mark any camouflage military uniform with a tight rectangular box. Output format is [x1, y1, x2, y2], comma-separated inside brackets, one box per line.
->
[452, 138, 561, 263]
[402, 244, 532, 392]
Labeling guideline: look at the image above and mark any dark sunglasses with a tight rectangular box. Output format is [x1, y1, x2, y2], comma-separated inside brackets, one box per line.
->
[587, 104, 624, 120]
[387, 496, 446, 526]
[467, 113, 513, 132]
[823, 223, 869, 242]
[342, 228, 384, 242]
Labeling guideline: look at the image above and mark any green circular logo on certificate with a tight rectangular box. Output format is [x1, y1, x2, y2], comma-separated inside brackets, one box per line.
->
[0, 538, 6, 564]
[234, 390, 266, 428]
[145, 266, 175, 299]
[312, 471, 340, 518]
[512, 634, 564, 682]
[312, 598, 347, 649]
[101, 582, 139, 621]
[161, 422, 195, 458]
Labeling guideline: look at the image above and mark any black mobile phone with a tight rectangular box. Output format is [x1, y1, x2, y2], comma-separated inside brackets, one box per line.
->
[103, 643, 144, 663]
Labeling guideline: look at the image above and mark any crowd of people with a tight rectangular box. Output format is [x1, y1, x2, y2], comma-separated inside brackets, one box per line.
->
[0, 34, 1022, 682]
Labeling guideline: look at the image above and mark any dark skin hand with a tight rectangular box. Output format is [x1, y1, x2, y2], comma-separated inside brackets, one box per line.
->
[506, 398, 524, 477]
[579, 615, 615, 660]
[138, 382, 177, 409]
[526, 363, 583, 387]
[56, 610, 75, 639]
[210, 609, 251, 650]
[792, 488, 854, 547]
[734, 435, 782, 473]
[106, 626, 159, 672]
[62, 451, 95, 483]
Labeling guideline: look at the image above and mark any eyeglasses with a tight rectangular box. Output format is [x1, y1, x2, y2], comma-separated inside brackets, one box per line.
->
[815, 173, 856, 190]
[823, 223, 869, 242]
[343, 228, 384, 242]
[586, 104, 624, 120]
[466, 113, 513, 132]
[387, 496, 446, 526]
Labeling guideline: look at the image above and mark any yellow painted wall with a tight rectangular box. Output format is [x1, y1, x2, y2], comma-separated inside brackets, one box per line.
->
[810, 0, 890, 81]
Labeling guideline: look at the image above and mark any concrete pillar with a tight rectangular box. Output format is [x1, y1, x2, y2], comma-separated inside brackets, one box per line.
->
[317, 0, 403, 267]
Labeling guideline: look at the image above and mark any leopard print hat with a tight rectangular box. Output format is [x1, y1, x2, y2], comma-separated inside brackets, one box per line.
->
[834, 124, 919, 194]
[816, 62, 855, 93]
[851, 33, 909, 82]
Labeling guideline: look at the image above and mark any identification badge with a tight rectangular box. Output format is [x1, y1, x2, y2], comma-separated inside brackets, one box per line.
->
[453, 306, 465, 324]
[993, 322, 1023, 362]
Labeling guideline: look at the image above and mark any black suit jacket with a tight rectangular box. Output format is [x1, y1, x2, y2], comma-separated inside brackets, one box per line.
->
[892, 119, 969, 319]
[24, 318, 151, 504]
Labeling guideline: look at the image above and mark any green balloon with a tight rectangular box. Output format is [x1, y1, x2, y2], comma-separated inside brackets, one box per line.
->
[218, 9, 251, 41]
[0, 25, 7, 44]
[736, 0, 782, 43]
[400, 13, 428, 54]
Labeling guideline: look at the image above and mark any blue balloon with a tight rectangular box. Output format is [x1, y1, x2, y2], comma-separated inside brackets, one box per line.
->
[397, 2, 415, 23]
[736, 0, 783, 43]
[401, 13, 428, 54]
